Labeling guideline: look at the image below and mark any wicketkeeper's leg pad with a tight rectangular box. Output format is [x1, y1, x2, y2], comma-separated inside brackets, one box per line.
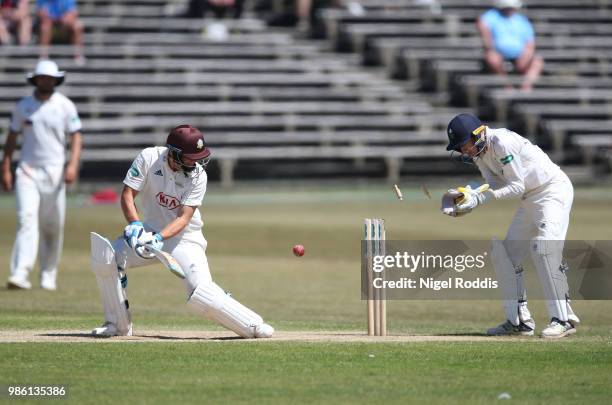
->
[531, 236, 569, 321]
[492, 237, 529, 326]
[90, 232, 132, 335]
[187, 281, 264, 338]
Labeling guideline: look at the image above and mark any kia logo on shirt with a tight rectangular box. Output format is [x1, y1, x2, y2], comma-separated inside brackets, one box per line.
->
[156, 192, 180, 210]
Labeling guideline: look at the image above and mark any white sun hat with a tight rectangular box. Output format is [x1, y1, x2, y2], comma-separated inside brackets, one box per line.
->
[27, 60, 65, 86]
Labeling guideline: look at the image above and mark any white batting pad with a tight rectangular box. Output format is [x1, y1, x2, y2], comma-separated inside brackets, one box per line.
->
[90, 232, 132, 335]
[187, 281, 263, 338]
[491, 238, 527, 325]
[531, 237, 569, 321]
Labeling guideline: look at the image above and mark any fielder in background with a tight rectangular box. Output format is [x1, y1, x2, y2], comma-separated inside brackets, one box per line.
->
[442, 113, 579, 339]
[90, 125, 274, 339]
[2, 60, 82, 291]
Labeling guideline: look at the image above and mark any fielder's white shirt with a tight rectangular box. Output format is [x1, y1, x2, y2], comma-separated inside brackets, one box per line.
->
[123, 146, 207, 234]
[10, 92, 82, 166]
[475, 127, 562, 199]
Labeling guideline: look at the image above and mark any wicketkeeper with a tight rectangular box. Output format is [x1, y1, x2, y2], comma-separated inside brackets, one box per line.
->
[90, 125, 274, 338]
[442, 113, 579, 338]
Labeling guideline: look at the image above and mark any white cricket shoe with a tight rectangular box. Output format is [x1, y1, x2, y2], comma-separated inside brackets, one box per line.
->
[541, 318, 576, 339]
[7, 275, 32, 290]
[40, 272, 57, 291]
[254, 323, 274, 338]
[487, 319, 535, 336]
[92, 322, 133, 337]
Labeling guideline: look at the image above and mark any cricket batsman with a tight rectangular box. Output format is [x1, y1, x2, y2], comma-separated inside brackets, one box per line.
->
[90, 125, 274, 338]
[442, 113, 579, 338]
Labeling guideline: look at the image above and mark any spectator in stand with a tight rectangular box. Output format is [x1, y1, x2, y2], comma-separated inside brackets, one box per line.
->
[477, 0, 543, 91]
[181, 0, 245, 41]
[295, 0, 363, 38]
[183, 0, 245, 19]
[37, 0, 85, 64]
[0, 0, 31, 45]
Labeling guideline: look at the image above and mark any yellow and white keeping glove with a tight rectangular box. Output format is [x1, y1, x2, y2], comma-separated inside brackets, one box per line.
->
[441, 184, 492, 217]
[455, 184, 493, 212]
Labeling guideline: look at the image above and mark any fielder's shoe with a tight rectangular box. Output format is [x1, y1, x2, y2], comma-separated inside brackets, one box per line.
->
[541, 318, 576, 339]
[92, 322, 133, 337]
[7, 276, 32, 290]
[40, 272, 57, 291]
[254, 323, 274, 338]
[487, 319, 535, 336]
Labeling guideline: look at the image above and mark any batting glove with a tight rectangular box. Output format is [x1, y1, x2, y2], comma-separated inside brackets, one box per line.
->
[135, 232, 164, 259]
[124, 221, 144, 248]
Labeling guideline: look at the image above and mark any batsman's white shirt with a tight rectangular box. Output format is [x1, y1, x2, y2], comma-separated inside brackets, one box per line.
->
[118, 146, 212, 293]
[10, 92, 82, 166]
[123, 146, 207, 235]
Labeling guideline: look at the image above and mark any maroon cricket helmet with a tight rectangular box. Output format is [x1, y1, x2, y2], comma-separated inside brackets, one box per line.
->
[166, 125, 211, 161]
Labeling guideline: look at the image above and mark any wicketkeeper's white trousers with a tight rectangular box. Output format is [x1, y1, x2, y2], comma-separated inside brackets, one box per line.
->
[503, 171, 574, 321]
[504, 171, 573, 263]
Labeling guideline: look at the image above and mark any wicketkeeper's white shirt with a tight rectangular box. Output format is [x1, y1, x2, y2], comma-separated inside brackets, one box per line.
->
[123, 147, 207, 234]
[10, 91, 82, 166]
[475, 127, 563, 200]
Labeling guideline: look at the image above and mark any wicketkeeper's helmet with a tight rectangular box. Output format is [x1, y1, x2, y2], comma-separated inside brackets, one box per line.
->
[446, 113, 486, 153]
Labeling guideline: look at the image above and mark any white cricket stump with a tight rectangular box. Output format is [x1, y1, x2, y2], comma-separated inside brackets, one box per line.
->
[364, 218, 387, 336]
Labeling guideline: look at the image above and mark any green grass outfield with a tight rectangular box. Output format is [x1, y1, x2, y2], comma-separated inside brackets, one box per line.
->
[1, 185, 611, 404]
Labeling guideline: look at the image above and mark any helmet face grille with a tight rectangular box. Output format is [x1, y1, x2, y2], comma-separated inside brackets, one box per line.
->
[166, 143, 210, 173]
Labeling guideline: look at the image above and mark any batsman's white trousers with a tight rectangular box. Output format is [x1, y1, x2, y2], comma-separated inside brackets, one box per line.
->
[10, 163, 65, 281]
[113, 229, 212, 295]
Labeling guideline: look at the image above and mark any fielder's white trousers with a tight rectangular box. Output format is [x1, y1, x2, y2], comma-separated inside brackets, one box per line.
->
[10, 163, 65, 282]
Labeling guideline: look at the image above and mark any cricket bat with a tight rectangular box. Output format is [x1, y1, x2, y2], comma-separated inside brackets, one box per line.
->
[145, 246, 186, 279]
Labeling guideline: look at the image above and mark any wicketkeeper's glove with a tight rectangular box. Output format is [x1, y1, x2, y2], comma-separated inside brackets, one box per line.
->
[441, 184, 492, 217]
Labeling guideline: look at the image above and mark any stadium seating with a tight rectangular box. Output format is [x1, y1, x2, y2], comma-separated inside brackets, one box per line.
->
[323, 0, 612, 176]
[1, 0, 469, 184]
[4, 0, 610, 183]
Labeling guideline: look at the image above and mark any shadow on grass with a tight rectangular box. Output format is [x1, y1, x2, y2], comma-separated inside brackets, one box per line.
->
[436, 332, 489, 337]
[138, 334, 243, 341]
[38, 332, 243, 341]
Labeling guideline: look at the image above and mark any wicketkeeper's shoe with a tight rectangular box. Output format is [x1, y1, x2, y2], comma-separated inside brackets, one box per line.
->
[254, 323, 274, 338]
[487, 319, 535, 336]
[92, 322, 133, 337]
[541, 318, 576, 339]
[7, 276, 32, 290]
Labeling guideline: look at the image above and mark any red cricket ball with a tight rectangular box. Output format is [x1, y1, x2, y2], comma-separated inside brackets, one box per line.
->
[292, 244, 305, 257]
